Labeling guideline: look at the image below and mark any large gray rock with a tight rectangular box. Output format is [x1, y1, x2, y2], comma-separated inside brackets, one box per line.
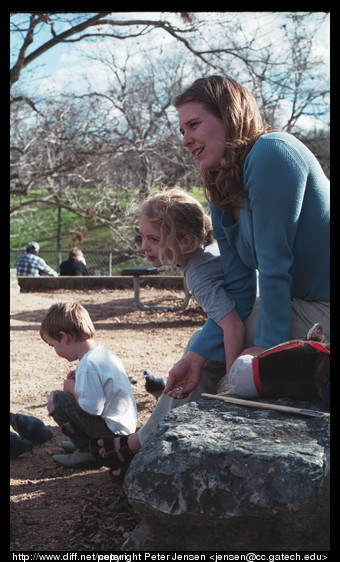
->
[123, 397, 329, 552]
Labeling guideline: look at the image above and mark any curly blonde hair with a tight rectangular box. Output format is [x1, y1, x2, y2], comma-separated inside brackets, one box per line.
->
[132, 188, 214, 268]
[173, 75, 270, 212]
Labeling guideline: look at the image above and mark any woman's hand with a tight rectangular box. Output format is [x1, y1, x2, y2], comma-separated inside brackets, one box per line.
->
[164, 351, 207, 399]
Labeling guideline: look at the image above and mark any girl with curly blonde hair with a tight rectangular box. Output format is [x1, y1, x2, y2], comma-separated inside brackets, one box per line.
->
[133, 187, 244, 375]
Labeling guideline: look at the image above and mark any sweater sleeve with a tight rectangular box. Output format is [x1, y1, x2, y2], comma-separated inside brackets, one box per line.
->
[183, 245, 235, 324]
[188, 317, 226, 362]
[188, 216, 256, 363]
[243, 136, 309, 348]
[210, 205, 257, 322]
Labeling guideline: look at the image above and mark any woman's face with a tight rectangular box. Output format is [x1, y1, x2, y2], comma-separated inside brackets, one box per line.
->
[178, 101, 227, 171]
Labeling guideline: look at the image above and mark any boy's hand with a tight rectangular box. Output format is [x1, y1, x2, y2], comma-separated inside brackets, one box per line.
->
[66, 370, 76, 380]
[63, 377, 76, 395]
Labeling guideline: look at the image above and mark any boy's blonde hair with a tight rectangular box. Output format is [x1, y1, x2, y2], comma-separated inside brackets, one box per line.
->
[40, 301, 95, 342]
[132, 188, 214, 267]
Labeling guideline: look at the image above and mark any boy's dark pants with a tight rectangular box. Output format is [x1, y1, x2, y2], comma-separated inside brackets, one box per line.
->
[49, 390, 114, 451]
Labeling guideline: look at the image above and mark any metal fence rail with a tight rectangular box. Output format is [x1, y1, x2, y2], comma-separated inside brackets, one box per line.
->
[10, 248, 183, 277]
[10, 248, 146, 276]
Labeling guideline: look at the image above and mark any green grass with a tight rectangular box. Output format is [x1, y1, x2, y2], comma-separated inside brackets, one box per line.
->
[10, 186, 207, 274]
[11, 196, 124, 250]
[10, 186, 207, 251]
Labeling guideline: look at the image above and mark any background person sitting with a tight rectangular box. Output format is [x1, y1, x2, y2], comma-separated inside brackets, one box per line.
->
[60, 248, 89, 276]
[15, 242, 58, 277]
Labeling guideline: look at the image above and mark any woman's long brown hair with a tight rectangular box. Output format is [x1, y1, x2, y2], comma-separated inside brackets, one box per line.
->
[173, 75, 270, 212]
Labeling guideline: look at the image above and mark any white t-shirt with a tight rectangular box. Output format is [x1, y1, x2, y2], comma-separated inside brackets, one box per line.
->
[74, 344, 137, 435]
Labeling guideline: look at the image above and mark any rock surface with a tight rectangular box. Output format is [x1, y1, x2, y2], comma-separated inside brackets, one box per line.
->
[123, 397, 330, 552]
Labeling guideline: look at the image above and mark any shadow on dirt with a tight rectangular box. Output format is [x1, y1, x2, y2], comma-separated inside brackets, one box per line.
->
[10, 425, 140, 551]
[10, 297, 206, 332]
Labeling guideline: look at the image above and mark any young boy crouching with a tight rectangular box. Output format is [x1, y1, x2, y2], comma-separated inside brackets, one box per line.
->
[40, 301, 137, 468]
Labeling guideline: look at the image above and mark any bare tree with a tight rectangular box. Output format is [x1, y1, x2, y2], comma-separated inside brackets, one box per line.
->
[10, 12, 329, 249]
[10, 13, 198, 91]
[10, 57, 199, 238]
[11, 12, 329, 125]
[238, 13, 330, 132]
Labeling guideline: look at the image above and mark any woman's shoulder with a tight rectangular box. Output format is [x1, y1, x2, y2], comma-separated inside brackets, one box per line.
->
[250, 131, 311, 160]
[246, 131, 318, 176]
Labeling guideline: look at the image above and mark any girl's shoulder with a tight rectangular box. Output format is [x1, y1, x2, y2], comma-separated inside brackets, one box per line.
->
[186, 242, 221, 270]
[203, 240, 220, 256]
[190, 241, 220, 259]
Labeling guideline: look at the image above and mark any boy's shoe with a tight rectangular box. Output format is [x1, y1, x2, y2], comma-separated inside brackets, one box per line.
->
[53, 449, 99, 467]
[10, 431, 33, 457]
[61, 441, 77, 453]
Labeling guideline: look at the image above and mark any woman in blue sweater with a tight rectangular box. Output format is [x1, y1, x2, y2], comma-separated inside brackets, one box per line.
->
[93, 75, 330, 474]
[165, 74, 330, 399]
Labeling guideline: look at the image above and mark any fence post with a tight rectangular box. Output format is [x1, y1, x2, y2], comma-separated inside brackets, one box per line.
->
[109, 252, 112, 276]
[57, 251, 62, 272]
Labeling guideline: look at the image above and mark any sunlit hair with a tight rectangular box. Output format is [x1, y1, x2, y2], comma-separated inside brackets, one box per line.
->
[68, 248, 84, 260]
[173, 75, 270, 212]
[40, 301, 95, 342]
[131, 187, 215, 268]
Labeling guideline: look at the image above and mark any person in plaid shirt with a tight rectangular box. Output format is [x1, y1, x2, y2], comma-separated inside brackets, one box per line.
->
[15, 242, 58, 277]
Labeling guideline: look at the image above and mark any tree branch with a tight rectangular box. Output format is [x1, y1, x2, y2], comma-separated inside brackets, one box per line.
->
[10, 12, 111, 87]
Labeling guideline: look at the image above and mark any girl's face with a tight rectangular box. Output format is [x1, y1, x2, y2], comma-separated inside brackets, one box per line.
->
[178, 101, 227, 171]
[139, 217, 163, 268]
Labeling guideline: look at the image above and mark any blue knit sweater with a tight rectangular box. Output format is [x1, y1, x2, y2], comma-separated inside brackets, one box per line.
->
[189, 132, 330, 361]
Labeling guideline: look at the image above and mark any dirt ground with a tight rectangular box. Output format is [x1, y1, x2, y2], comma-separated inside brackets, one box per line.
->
[10, 286, 207, 552]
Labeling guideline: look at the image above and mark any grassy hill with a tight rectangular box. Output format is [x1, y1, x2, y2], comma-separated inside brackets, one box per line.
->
[10, 187, 207, 251]
[10, 187, 207, 274]
[11, 198, 117, 251]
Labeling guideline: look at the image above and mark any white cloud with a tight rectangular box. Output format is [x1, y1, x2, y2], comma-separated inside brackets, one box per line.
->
[12, 11, 330, 131]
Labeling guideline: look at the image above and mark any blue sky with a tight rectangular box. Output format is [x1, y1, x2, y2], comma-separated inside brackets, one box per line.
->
[11, 12, 329, 83]
[11, 12, 330, 130]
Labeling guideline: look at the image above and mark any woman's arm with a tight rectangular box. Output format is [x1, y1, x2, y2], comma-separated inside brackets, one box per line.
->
[164, 309, 245, 399]
[243, 136, 306, 348]
[218, 308, 245, 373]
